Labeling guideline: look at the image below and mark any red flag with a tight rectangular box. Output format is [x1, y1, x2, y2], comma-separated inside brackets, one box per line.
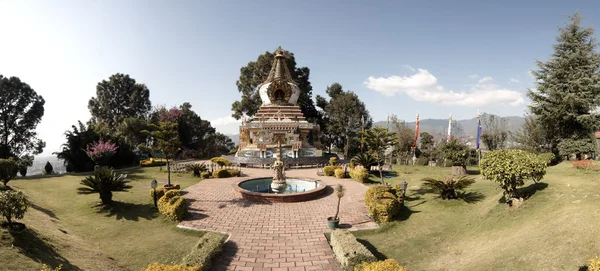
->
[412, 114, 419, 148]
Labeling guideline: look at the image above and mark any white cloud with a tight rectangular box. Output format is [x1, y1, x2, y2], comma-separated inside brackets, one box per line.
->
[468, 74, 479, 79]
[210, 116, 238, 127]
[509, 78, 520, 84]
[478, 76, 493, 83]
[364, 69, 524, 107]
[402, 64, 416, 72]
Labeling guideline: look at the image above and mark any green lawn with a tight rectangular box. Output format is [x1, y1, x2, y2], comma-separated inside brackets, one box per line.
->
[4, 167, 206, 271]
[354, 163, 600, 270]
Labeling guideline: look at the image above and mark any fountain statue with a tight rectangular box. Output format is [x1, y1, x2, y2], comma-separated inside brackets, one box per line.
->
[270, 139, 287, 193]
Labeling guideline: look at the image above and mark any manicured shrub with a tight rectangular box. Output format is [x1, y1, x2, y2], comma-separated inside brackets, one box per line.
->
[364, 185, 400, 223]
[329, 157, 339, 166]
[0, 158, 18, 185]
[182, 232, 228, 269]
[481, 149, 547, 200]
[330, 229, 377, 271]
[44, 161, 54, 175]
[0, 190, 30, 225]
[573, 160, 598, 171]
[212, 169, 241, 178]
[334, 168, 346, 179]
[200, 172, 211, 179]
[354, 259, 407, 271]
[17, 156, 33, 177]
[78, 167, 132, 205]
[140, 158, 167, 167]
[324, 166, 341, 176]
[150, 188, 166, 202]
[210, 157, 232, 167]
[537, 152, 556, 166]
[349, 168, 370, 183]
[158, 190, 187, 221]
[421, 176, 475, 200]
[40, 264, 63, 271]
[587, 257, 600, 271]
[416, 156, 429, 166]
[145, 263, 201, 271]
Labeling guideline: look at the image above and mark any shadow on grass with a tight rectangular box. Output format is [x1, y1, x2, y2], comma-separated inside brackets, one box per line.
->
[8, 227, 82, 270]
[357, 238, 387, 260]
[31, 203, 59, 220]
[95, 201, 158, 221]
[578, 265, 589, 271]
[467, 168, 481, 175]
[498, 182, 549, 203]
[457, 191, 486, 204]
[395, 205, 420, 222]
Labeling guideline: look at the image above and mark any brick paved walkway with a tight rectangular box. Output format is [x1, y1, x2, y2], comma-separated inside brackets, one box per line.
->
[178, 168, 378, 271]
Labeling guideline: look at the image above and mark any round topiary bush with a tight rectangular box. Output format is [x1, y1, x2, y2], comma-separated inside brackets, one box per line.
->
[212, 169, 240, 178]
[355, 259, 408, 271]
[364, 185, 400, 223]
[334, 168, 346, 179]
[210, 157, 232, 168]
[349, 168, 370, 183]
[200, 171, 211, 179]
[329, 157, 339, 166]
[324, 166, 341, 176]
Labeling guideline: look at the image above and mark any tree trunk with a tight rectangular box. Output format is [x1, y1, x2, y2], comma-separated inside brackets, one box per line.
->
[167, 159, 171, 186]
[344, 134, 350, 159]
[379, 165, 384, 184]
[334, 197, 341, 221]
[100, 191, 113, 205]
[452, 165, 467, 176]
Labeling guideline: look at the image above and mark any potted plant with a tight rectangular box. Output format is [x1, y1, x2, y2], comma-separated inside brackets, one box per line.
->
[327, 184, 345, 229]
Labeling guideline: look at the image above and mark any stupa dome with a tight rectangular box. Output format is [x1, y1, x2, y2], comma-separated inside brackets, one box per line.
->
[258, 46, 301, 105]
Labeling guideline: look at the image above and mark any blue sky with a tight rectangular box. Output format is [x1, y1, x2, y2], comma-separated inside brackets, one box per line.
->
[1, 0, 599, 155]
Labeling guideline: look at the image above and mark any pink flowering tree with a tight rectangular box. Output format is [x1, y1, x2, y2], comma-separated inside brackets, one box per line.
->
[85, 139, 118, 166]
[159, 106, 183, 123]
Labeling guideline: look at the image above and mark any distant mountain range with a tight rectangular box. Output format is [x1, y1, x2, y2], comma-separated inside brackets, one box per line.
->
[225, 115, 526, 145]
[374, 115, 526, 141]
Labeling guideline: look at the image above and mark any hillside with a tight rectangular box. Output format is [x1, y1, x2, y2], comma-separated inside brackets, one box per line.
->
[374, 115, 526, 139]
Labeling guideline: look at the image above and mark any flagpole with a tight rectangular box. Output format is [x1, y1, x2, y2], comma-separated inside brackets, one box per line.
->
[476, 109, 481, 166]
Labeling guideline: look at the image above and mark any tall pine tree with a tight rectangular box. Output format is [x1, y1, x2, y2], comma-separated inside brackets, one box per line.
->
[527, 12, 600, 158]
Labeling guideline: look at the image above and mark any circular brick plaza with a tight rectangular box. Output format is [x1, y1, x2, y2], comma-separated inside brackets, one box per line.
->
[178, 167, 378, 271]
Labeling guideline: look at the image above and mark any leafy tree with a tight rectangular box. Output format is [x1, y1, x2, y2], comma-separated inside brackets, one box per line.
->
[0, 159, 18, 185]
[43, 161, 54, 175]
[85, 139, 118, 166]
[527, 12, 600, 158]
[317, 83, 372, 158]
[78, 167, 131, 205]
[480, 149, 547, 202]
[419, 132, 434, 151]
[17, 155, 33, 177]
[88, 73, 151, 128]
[231, 49, 320, 122]
[0, 75, 46, 159]
[364, 127, 396, 183]
[441, 139, 469, 175]
[117, 117, 150, 149]
[390, 115, 416, 164]
[481, 113, 508, 151]
[204, 132, 235, 157]
[55, 121, 138, 172]
[0, 190, 30, 225]
[145, 122, 181, 187]
[512, 113, 551, 153]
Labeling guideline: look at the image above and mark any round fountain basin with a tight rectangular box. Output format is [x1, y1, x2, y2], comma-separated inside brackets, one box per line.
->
[234, 177, 327, 203]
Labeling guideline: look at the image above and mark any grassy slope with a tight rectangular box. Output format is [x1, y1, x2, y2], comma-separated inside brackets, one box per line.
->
[6, 167, 205, 271]
[354, 163, 600, 271]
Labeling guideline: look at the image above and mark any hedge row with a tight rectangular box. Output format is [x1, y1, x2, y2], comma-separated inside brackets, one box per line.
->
[182, 232, 229, 269]
[158, 190, 187, 221]
[145, 263, 201, 271]
[330, 229, 377, 271]
[364, 185, 400, 223]
[350, 168, 370, 183]
[212, 169, 241, 178]
[355, 259, 408, 271]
